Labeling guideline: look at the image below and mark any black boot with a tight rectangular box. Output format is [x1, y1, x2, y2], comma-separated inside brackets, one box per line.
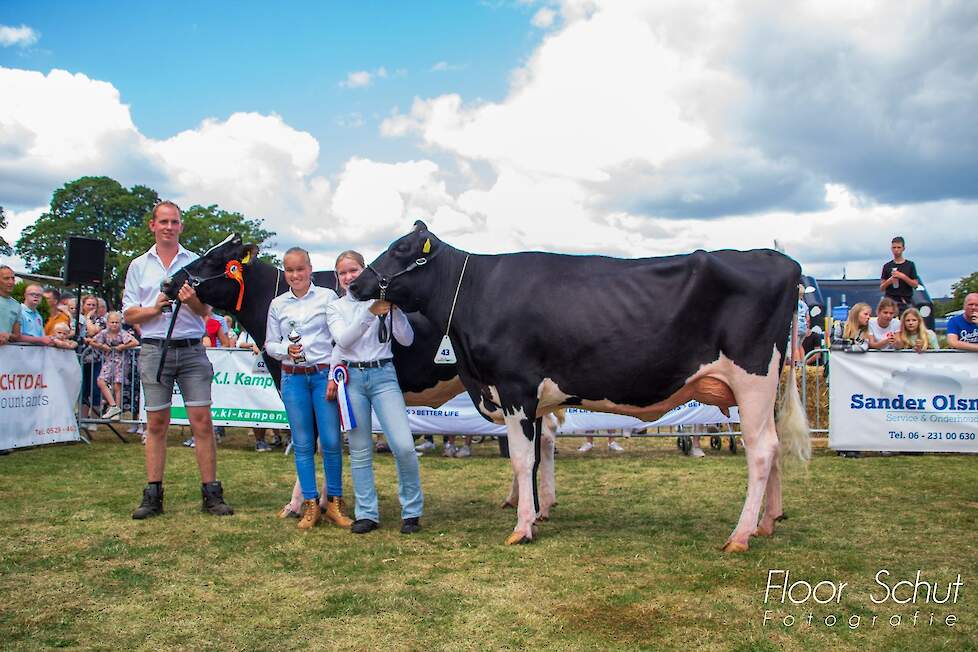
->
[201, 481, 234, 516]
[132, 483, 164, 520]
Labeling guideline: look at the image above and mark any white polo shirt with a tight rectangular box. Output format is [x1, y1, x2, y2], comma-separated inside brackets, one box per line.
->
[122, 244, 207, 339]
[265, 283, 338, 366]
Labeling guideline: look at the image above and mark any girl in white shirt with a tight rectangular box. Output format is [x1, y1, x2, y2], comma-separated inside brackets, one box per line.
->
[265, 247, 352, 530]
[326, 250, 423, 534]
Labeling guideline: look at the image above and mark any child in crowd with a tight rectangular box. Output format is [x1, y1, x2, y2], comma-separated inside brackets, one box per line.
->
[51, 322, 77, 349]
[94, 312, 138, 419]
[868, 298, 901, 350]
[898, 308, 938, 352]
[834, 302, 872, 348]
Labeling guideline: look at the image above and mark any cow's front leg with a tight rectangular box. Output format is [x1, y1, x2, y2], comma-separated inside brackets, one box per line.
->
[503, 406, 539, 545]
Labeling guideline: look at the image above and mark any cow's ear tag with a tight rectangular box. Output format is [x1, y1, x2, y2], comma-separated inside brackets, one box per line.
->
[434, 335, 456, 365]
[241, 251, 252, 264]
[422, 238, 431, 254]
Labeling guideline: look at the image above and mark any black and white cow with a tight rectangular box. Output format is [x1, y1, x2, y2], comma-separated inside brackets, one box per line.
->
[161, 235, 561, 518]
[351, 221, 811, 551]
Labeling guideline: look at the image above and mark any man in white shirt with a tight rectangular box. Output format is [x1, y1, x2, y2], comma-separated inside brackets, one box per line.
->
[868, 297, 901, 350]
[122, 201, 233, 519]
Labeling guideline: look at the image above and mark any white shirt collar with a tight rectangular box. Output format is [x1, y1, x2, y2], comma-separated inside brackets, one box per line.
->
[148, 243, 193, 265]
[287, 284, 320, 301]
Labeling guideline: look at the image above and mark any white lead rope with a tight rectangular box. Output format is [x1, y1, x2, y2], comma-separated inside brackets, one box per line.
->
[434, 254, 470, 364]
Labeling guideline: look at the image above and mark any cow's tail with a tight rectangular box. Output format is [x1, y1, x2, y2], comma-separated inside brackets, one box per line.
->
[776, 300, 811, 463]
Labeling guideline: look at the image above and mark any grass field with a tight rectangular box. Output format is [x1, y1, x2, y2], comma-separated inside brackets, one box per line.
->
[2, 430, 976, 651]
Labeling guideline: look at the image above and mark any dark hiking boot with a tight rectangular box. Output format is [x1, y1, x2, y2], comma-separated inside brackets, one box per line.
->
[201, 481, 234, 516]
[132, 484, 164, 520]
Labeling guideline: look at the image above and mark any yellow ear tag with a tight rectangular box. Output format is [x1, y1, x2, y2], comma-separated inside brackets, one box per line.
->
[241, 251, 252, 264]
[422, 239, 431, 254]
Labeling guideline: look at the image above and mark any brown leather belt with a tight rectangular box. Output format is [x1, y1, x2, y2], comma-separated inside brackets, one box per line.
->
[282, 363, 329, 375]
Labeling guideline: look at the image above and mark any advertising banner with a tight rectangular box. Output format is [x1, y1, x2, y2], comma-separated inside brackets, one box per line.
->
[829, 350, 978, 452]
[404, 394, 739, 436]
[0, 345, 81, 450]
[143, 349, 288, 428]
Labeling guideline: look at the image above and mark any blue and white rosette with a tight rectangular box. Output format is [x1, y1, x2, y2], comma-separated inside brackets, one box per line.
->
[331, 364, 357, 432]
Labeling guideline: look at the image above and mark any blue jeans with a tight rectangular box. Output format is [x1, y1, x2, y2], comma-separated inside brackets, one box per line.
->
[346, 361, 423, 522]
[281, 368, 343, 500]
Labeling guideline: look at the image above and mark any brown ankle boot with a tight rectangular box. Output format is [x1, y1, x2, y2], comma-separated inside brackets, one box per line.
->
[323, 496, 353, 528]
[297, 498, 321, 530]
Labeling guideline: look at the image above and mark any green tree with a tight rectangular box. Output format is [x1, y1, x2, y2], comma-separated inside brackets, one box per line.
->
[948, 271, 978, 311]
[117, 204, 280, 275]
[15, 177, 158, 301]
[0, 205, 11, 256]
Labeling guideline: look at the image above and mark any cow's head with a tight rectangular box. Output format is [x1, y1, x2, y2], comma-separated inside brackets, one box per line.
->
[162, 234, 259, 312]
[349, 220, 442, 311]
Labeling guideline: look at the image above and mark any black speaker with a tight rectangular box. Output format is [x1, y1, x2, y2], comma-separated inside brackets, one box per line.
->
[64, 236, 107, 285]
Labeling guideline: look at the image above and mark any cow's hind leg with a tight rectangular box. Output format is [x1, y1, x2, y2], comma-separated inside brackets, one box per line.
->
[537, 414, 557, 521]
[722, 371, 780, 553]
[502, 401, 540, 545]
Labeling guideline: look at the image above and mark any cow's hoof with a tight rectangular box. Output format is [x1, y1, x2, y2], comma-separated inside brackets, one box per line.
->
[753, 522, 775, 537]
[721, 540, 750, 553]
[506, 532, 532, 545]
[535, 513, 549, 523]
[500, 500, 516, 509]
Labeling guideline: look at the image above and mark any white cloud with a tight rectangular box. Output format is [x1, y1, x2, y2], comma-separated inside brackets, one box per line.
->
[0, 24, 39, 47]
[431, 61, 464, 72]
[340, 66, 400, 88]
[0, 67, 161, 206]
[531, 8, 557, 28]
[335, 112, 365, 128]
[341, 70, 373, 88]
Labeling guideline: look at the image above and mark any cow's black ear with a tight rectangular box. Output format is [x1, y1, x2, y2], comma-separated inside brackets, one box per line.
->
[413, 220, 428, 232]
[241, 244, 259, 265]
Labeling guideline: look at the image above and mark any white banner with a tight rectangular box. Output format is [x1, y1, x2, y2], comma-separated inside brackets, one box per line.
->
[403, 393, 739, 436]
[829, 350, 978, 452]
[0, 344, 81, 450]
[143, 349, 742, 434]
[141, 348, 287, 428]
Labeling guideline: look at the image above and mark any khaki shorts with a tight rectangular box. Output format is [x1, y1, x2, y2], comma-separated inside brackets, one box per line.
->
[138, 342, 213, 412]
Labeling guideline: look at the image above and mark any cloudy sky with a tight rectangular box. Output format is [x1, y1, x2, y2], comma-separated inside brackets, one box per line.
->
[1, 0, 976, 296]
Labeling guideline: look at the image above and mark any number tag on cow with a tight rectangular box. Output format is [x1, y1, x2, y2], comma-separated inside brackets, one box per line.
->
[434, 335, 457, 365]
[252, 355, 268, 374]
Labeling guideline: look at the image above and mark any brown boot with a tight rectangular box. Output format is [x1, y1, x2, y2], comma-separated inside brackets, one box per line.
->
[322, 495, 353, 528]
[297, 498, 320, 530]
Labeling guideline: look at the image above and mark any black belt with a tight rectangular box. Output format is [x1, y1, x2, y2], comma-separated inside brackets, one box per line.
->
[142, 337, 198, 348]
[344, 358, 392, 369]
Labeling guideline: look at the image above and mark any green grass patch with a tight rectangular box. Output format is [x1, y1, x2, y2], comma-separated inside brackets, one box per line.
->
[1, 430, 976, 651]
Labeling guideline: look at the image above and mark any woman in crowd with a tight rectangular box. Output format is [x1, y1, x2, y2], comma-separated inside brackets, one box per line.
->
[326, 250, 424, 535]
[265, 247, 351, 530]
[898, 307, 939, 352]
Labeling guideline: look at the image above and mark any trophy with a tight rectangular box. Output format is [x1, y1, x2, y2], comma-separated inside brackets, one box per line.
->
[288, 320, 306, 363]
